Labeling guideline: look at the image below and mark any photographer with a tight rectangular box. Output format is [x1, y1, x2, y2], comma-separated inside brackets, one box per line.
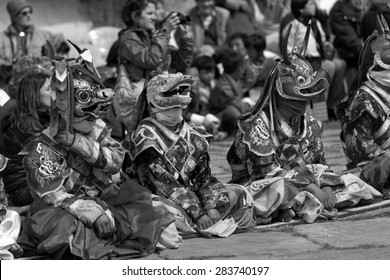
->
[117, 0, 194, 131]
[119, 0, 193, 83]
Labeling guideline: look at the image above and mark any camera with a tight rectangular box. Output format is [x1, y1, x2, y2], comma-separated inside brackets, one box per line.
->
[177, 12, 191, 25]
[164, 11, 191, 25]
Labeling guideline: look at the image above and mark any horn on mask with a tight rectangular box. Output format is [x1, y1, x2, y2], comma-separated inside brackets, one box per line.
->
[299, 20, 312, 56]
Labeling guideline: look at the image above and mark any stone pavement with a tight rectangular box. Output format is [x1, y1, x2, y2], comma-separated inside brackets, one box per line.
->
[141, 121, 390, 260]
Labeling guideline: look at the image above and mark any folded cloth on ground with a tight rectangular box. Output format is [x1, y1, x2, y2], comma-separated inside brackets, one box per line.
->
[198, 217, 238, 238]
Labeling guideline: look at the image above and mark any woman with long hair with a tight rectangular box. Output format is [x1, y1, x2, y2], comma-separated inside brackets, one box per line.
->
[116, 0, 193, 132]
[0, 66, 52, 206]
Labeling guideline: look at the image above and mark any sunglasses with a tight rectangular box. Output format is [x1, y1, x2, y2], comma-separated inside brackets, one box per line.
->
[19, 10, 32, 16]
[163, 86, 191, 97]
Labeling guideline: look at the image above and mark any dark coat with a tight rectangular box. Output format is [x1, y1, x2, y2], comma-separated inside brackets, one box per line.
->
[330, 1, 363, 67]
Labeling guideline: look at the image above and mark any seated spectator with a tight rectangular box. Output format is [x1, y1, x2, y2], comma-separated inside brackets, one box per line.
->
[283, 0, 347, 120]
[243, 33, 277, 103]
[361, 0, 390, 41]
[17, 44, 172, 259]
[0, 66, 52, 206]
[330, 0, 365, 92]
[188, 0, 233, 57]
[335, 15, 390, 199]
[209, 50, 254, 135]
[122, 72, 255, 233]
[0, 0, 68, 71]
[183, 55, 222, 137]
[227, 23, 378, 223]
[117, 0, 193, 132]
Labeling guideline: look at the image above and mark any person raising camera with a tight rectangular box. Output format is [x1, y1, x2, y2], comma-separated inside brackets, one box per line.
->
[117, 0, 194, 131]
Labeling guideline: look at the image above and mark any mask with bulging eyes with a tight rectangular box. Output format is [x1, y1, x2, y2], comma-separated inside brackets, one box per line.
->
[71, 70, 114, 119]
[276, 23, 330, 101]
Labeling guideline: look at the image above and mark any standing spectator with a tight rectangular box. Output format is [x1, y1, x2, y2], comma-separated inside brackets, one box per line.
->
[117, 0, 193, 131]
[188, 0, 233, 57]
[0, 66, 52, 206]
[284, 0, 347, 119]
[209, 50, 254, 135]
[330, 0, 366, 91]
[0, 0, 68, 69]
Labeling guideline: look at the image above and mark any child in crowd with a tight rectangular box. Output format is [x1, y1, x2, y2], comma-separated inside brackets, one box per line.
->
[209, 49, 255, 135]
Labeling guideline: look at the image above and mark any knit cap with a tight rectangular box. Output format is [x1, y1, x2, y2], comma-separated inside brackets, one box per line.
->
[6, 0, 32, 19]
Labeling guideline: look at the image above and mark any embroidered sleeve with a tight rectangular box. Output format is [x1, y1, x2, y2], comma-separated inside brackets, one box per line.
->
[192, 152, 230, 212]
[69, 121, 125, 174]
[343, 112, 384, 163]
[42, 187, 107, 228]
[135, 149, 206, 221]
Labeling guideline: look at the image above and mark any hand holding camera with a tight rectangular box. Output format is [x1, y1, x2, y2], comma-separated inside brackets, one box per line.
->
[160, 12, 191, 33]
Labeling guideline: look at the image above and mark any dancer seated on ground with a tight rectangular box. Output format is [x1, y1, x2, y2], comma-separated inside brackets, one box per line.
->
[122, 72, 256, 234]
[227, 23, 379, 223]
[17, 43, 173, 259]
[0, 65, 52, 206]
[335, 15, 390, 199]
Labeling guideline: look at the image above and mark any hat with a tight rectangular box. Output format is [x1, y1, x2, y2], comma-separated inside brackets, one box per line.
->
[6, 0, 32, 19]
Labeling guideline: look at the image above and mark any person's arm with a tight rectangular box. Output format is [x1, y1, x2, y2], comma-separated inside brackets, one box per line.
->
[54, 119, 125, 174]
[343, 112, 386, 162]
[21, 140, 114, 238]
[191, 152, 231, 211]
[119, 30, 170, 70]
[170, 25, 194, 72]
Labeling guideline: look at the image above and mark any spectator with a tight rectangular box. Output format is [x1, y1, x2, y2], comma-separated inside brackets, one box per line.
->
[122, 72, 255, 233]
[117, 0, 193, 131]
[361, 0, 390, 41]
[188, 0, 233, 57]
[0, 66, 52, 206]
[0, 0, 68, 70]
[183, 55, 223, 138]
[208, 50, 254, 135]
[330, 0, 366, 91]
[284, 0, 347, 119]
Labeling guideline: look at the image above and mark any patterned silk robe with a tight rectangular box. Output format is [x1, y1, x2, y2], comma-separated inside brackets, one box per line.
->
[227, 110, 343, 189]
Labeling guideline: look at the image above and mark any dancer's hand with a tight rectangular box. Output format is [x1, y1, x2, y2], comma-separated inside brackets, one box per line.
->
[207, 208, 221, 224]
[196, 214, 213, 230]
[94, 214, 114, 239]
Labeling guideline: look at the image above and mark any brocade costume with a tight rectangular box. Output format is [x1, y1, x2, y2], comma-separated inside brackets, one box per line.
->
[123, 72, 255, 232]
[227, 22, 378, 223]
[336, 16, 390, 197]
[227, 111, 343, 189]
[17, 43, 172, 259]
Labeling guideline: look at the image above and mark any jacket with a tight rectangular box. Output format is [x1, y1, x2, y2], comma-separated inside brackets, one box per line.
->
[118, 26, 193, 83]
[329, 1, 363, 63]
[0, 25, 57, 66]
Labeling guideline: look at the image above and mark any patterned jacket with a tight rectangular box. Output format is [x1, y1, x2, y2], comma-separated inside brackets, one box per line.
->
[125, 117, 230, 221]
[336, 81, 390, 169]
[20, 119, 125, 227]
[227, 110, 342, 187]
